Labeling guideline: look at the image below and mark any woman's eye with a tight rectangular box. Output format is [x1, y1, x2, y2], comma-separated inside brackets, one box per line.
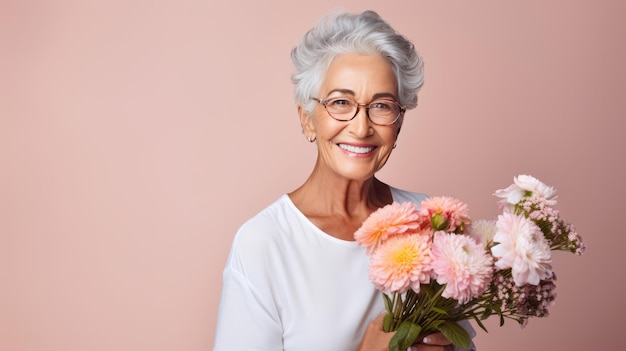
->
[329, 99, 350, 106]
[371, 102, 392, 110]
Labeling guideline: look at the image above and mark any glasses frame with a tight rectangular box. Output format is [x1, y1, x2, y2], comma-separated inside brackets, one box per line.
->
[311, 97, 405, 126]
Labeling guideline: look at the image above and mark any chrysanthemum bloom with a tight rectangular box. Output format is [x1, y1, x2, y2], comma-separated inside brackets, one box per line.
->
[368, 234, 432, 294]
[494, 174, 558, 208]
[469, 219, 497, 248]
[430, 231, 494, 304]
[418, 196, 471, 233]
[355, 202, 421, 255]
[491, 212, 552, 286]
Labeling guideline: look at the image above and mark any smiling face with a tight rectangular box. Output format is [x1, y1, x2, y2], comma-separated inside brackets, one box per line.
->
[300, 53, 403, 182]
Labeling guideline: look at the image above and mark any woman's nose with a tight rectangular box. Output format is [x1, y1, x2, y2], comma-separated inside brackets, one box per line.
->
[348, 105, 373, 137]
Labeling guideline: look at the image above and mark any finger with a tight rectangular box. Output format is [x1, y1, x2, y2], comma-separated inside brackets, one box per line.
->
[371, 313, 386, 330]
[408, 344, 450, 351]
[420, 332, 451, 346]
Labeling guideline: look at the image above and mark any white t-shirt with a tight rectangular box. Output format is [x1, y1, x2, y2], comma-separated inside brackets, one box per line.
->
[214, 187, 476, 351]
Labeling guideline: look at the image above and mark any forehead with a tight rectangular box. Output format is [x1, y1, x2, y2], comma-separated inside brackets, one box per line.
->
[320, 54, 398, 97]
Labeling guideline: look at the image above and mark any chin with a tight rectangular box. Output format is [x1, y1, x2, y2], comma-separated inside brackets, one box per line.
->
[336, 166, 379, 181]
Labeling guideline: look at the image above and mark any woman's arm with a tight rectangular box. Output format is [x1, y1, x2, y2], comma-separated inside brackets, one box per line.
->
[213, 264, 283, 351]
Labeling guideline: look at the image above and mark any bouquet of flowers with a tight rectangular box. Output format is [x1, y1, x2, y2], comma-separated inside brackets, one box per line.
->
[354, 175, 585, 351]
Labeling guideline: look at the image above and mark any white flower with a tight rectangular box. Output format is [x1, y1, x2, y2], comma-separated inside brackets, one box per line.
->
[494, 174, 558, 207]
[491, 212, 552, 286]
[469, 219, 497, 248]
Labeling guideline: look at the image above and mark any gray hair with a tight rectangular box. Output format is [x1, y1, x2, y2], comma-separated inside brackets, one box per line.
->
[291, 10, 424, 116]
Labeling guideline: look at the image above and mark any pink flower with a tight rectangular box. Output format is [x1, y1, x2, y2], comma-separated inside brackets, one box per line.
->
[430, 231, 494, 304]
[418, 196, 471, 233]
[355, 202, 421, 254]
[494, 175, 558, 208]
[491, 212, 553, 286]
[368, 234, 432, 294]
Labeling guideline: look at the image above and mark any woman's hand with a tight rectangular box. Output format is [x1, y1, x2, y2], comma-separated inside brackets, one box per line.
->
[358, 314, 453, 351]
[409, 333, 453, 351]
[357, 314, 395, 351]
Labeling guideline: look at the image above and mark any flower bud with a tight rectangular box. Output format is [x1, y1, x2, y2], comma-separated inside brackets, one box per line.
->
[431, 213, 449, 231]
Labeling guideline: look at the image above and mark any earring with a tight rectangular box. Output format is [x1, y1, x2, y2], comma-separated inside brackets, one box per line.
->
[307, 136, 316, 143]
[393, 142, 397, 149]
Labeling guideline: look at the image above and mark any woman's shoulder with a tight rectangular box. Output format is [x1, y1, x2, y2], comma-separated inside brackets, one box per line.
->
[229, 194, 305, 255]
[389, 186, 428, 206]
[235, 195, 292, 237]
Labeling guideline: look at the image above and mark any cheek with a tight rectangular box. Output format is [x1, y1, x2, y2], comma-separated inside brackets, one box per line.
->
[383, 128, 400, 143]
[315, 119, 345, 139]
[395, 121, 403, 136]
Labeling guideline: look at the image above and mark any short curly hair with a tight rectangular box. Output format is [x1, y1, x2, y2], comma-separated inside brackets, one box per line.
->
[291, 10, 424, 116]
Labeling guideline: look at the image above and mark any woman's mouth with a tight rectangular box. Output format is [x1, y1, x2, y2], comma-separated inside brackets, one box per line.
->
[337, 143, 376, 154]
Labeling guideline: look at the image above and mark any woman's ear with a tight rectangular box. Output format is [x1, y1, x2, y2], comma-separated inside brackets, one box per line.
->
[298, 105, 316, 140]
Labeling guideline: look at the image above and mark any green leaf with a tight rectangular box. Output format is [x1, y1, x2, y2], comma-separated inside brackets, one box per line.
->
[472, 314, 489, 333]
[431, 306, 449, 315]
[383, 293, 393, 313]
[429, 320, 445, 330]
[383, 313, 394, 332]
[389, 321, 421, 351]
[480, 307, 492, 320]
[492, 303, 502, 314]
[439, 321, 470, 349]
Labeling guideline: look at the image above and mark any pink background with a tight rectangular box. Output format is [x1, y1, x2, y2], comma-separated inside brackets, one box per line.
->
[2, 0, 624, 350]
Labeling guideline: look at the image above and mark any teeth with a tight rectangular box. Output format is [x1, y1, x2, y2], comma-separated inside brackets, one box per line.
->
[338, 144, 375, 154]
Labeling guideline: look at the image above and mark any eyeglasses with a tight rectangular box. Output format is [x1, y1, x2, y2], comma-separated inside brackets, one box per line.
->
[311, 96, 405, 126]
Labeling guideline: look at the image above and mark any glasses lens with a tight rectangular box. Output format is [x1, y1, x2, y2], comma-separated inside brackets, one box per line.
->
[324, 98, 356, 121]
[368, 100, 400, 125]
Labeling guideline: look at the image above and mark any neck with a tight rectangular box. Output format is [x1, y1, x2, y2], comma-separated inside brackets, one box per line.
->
[288, 171, 392, 241]
[288, 166, 392, 219]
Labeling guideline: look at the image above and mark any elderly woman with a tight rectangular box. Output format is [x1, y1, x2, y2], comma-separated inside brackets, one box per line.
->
[214, 10, 476, 351]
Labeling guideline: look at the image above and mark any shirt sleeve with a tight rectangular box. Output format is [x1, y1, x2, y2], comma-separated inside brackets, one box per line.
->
[457, 319, 477, 351]
[213, 252, 283, 351]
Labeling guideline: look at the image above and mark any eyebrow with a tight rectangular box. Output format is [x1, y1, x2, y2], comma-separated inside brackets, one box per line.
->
[325, 89, 398, 101]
